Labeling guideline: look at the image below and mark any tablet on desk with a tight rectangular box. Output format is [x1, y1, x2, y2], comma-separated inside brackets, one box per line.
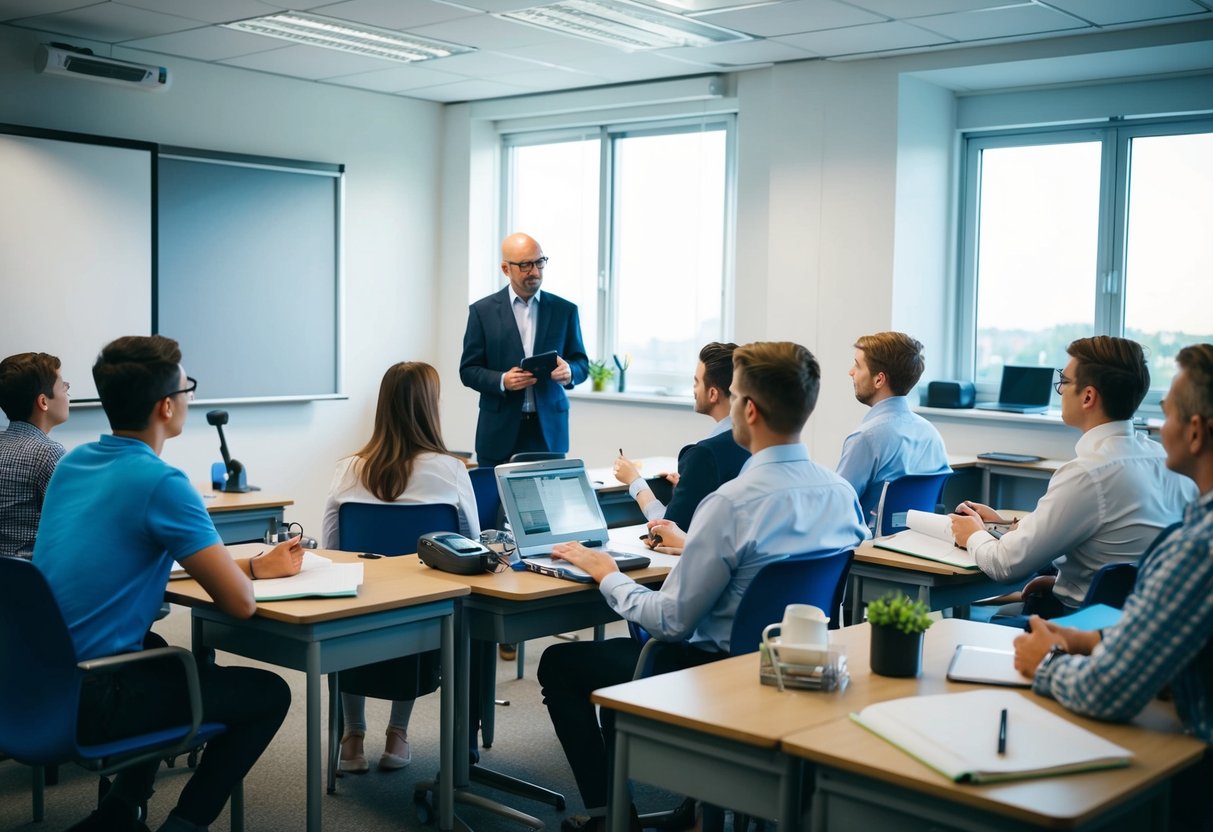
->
[520, 350, 558, 377]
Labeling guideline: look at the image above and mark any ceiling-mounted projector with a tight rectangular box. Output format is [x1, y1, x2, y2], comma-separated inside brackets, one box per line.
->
[35, 42, 170, 91]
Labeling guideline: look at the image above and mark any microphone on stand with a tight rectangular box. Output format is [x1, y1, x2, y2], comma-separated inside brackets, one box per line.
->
[206, 409, 250, 493]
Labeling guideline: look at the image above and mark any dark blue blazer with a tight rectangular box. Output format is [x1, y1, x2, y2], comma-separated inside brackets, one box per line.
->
[459, 287, 589, 464]
[664, 428, 751, 530]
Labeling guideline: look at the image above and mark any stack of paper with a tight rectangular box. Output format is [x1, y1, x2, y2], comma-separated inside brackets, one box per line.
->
[851, 689, 1132, 783]
[872, 510, 979, 570]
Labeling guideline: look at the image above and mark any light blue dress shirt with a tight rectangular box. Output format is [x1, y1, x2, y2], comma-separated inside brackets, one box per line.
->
[600, 442, 870, 653]
[836, 396, 951, 526]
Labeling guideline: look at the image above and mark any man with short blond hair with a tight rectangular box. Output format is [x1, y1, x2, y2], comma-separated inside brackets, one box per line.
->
[838, 331, 950, 526]
[0, 351, 69, 558]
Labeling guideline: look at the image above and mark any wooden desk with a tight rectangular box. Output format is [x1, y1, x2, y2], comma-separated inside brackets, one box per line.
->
[197, 485, 294, 544]
[166, 546, 468, 832]
[784, 629, 1206, 831]
[595, 619, 1204, 832]
[947, 455, 1068, 506]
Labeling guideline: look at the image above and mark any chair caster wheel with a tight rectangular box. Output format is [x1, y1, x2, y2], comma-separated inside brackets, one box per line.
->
[415, 793, 434, 825]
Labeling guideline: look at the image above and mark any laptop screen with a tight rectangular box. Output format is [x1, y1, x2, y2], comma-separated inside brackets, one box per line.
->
[495, 459, 609, 556]
[998, 366, 1054, 406]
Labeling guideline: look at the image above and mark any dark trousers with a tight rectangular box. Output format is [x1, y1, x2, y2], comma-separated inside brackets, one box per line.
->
[78, 636, 291, 826]
[479, 413, 550, 469]
[538, 637, 724, 811]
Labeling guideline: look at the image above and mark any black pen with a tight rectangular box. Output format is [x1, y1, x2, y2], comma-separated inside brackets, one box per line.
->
[998, 708, 1008, 755]
[619, 447, 624, 457]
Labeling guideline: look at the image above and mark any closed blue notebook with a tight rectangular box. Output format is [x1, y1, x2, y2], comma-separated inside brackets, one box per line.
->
[1049, 604, 1123, 632]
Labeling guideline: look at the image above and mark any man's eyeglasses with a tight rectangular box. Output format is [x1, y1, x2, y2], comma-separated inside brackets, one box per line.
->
[164, 376, 198, 401]
[1054, 370, 1073, 396]
[506, 256, 549, 273]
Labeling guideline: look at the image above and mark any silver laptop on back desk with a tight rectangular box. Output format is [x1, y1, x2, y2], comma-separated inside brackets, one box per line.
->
[494, 459, 650, 583]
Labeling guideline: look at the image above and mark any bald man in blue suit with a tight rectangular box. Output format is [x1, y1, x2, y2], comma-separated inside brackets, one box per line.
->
[460, 233, 589, 469]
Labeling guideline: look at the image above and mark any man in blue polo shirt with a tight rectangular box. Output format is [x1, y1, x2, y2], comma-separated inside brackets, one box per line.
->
[34, 335, 303, 832]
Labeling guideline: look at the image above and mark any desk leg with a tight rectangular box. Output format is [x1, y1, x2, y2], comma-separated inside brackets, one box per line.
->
[306, 642, 321, 832]
[609, 730, 631, 832]
[440, 612, 454, 831]
[849, 574, 864, 626]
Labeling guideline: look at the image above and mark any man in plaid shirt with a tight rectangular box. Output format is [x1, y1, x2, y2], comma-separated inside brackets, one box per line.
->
[0, 352, 69, 558]
[1015, 343, 1213, 832]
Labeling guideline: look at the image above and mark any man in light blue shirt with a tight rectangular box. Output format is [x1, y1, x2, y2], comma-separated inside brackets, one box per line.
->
[538, 341, 869, 832]
[837, 331, 950, 528]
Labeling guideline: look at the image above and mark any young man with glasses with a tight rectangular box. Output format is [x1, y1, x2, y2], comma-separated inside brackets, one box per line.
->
[951, 336, 1196, 618]
[33, 335, 303, 832]
[0, 351, 69, 558]
[459, 232, 589, 470]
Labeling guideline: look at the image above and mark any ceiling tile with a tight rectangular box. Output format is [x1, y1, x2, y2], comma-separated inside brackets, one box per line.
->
[913, 3, 1089, 41]
[410, 11, 570, 49]
[17, 2, 200, 42]
[657, 37, 819, 65]
[118, 25, 286, 61]
[569, 50, 713, 80]
[494, 66, 607, 90]
[0, 0, 97, 23]
[322, 62, 469, 91]
[696, 0, 884, 37]
[775, 20, 952, 55]
[113, 0, 279, 25]
[219, 42, 399, 77]
[303, 0, 478, 30]
[424, 48, 550, 75]
[1039, 0, 1210, 26]
[493, 37, 631, 64]
[401, 77, 532, 102]
[843, 0, 1015, 17]
[423, 0, 535, 11]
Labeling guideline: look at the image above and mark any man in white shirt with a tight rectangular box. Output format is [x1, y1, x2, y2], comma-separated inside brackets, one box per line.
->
[837, 331, 950, 528]
[952, 336, 1198, 617]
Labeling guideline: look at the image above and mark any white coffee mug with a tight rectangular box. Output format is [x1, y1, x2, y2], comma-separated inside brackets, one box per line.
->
[762, 603, 829, 666]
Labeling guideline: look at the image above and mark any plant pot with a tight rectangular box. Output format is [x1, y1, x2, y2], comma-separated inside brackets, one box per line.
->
[591, 378, 607, 392]
[869, 624, 923, 677]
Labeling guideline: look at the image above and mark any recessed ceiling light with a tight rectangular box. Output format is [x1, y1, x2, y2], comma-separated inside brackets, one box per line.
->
[222, 11, 476, 63]
[496, 0, 752, 50]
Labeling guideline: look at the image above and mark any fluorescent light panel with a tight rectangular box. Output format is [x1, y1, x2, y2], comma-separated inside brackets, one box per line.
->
[496, 0, 751, 50]
[222, 11, 475, 63]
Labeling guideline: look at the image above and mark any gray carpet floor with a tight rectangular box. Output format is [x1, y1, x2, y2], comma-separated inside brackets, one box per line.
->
[0, 606, 682, 831]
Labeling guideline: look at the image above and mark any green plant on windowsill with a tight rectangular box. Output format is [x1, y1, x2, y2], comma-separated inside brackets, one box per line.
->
[588, 360, 616, 392]
[866, 592, 933, 635]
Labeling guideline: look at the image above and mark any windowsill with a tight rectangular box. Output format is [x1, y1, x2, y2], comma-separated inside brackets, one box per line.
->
[569, 389, 693, 409]
[914, 405, 1160, 434]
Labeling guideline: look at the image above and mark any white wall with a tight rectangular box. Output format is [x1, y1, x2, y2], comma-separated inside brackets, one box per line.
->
[0, 24, 444, 535]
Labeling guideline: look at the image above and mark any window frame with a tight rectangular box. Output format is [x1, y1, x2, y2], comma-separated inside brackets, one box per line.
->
[955, 114, 1213, 408]
[500, 114, 737, 395]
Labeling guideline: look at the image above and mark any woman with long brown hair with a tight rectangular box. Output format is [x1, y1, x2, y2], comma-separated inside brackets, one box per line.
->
[322, 361, 478, 773]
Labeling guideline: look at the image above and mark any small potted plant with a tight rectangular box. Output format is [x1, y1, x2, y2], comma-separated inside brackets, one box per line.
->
[588, 360, 615, 392]
[866, 592, 933, 677]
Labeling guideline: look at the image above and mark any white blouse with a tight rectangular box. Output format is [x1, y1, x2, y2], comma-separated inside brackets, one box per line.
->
[321, 451, 480, 549]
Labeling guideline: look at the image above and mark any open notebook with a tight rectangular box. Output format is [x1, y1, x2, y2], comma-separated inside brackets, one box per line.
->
[851, 689, 1132, 783]
[171, 551, 363, 600]
[872, 510, 979, 570]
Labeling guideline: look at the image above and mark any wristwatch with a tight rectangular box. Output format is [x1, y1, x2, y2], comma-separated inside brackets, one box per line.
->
[1037, 644, 1067, 674]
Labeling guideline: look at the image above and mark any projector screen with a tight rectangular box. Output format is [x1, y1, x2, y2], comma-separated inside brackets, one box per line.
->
[0, 128, 154, 403]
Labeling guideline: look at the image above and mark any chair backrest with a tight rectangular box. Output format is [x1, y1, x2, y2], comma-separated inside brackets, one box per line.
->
[873, 472, 951, 536]
[1081, 562, 1138, 609]
[337, 502, 460, 556]
[468, 466, 502, 532]
[0, 558, 87, 764]
[508, 452, 566, 463]
[729, 549, 854, 657]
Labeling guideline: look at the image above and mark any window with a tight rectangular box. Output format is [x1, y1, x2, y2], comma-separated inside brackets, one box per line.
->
[503, 118, 733, 396]
[958, 118, 1213, 403]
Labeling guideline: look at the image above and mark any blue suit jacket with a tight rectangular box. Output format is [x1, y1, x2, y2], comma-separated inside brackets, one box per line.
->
[459, 287, 589, 464]
[664, 429, 751, 531]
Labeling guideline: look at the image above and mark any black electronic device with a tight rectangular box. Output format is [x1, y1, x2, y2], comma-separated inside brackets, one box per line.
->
[926, 380, 976, 409]
[974, 366, 1054, 414]
[520, 350, 558, 378]
[418, 532, 497, 575]
[206, 409, 251, 493]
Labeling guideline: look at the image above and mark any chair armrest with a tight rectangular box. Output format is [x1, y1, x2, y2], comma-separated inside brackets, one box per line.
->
[631, 639, 660, 681]
[78, 646, 205, 746]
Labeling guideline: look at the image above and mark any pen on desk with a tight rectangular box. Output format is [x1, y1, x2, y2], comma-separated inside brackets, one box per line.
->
[619, 447, 624, 457]
[998, 708, 1008, 755]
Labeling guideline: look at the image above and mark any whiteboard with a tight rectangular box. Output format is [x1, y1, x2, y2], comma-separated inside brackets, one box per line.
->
[0, 129, 153, 402]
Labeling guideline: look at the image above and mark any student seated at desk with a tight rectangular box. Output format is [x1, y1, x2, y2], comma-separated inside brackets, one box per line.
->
[322, 361, 479, 774]
[0, 351, 69, 558]
[950, 336, 1196, 618]
[1014, 343, 1213, 832]
[33, 335, 303, 832]
[538, 342, 869, 832]
[613, 342, 749, 530]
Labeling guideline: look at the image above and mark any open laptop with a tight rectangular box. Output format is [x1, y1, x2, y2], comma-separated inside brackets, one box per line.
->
[974, 365, 1054, 414]
[495, 459, 651, 583]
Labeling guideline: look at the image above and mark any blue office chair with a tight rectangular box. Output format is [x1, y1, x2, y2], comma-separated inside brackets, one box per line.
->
[337, 501, 459, 556]
[508, 451, 565, 463]
[468, 466, 503, 532]
[632, 548, 854, 832]
[873, 472, 952, 536]
[0, 557, 241, 828]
